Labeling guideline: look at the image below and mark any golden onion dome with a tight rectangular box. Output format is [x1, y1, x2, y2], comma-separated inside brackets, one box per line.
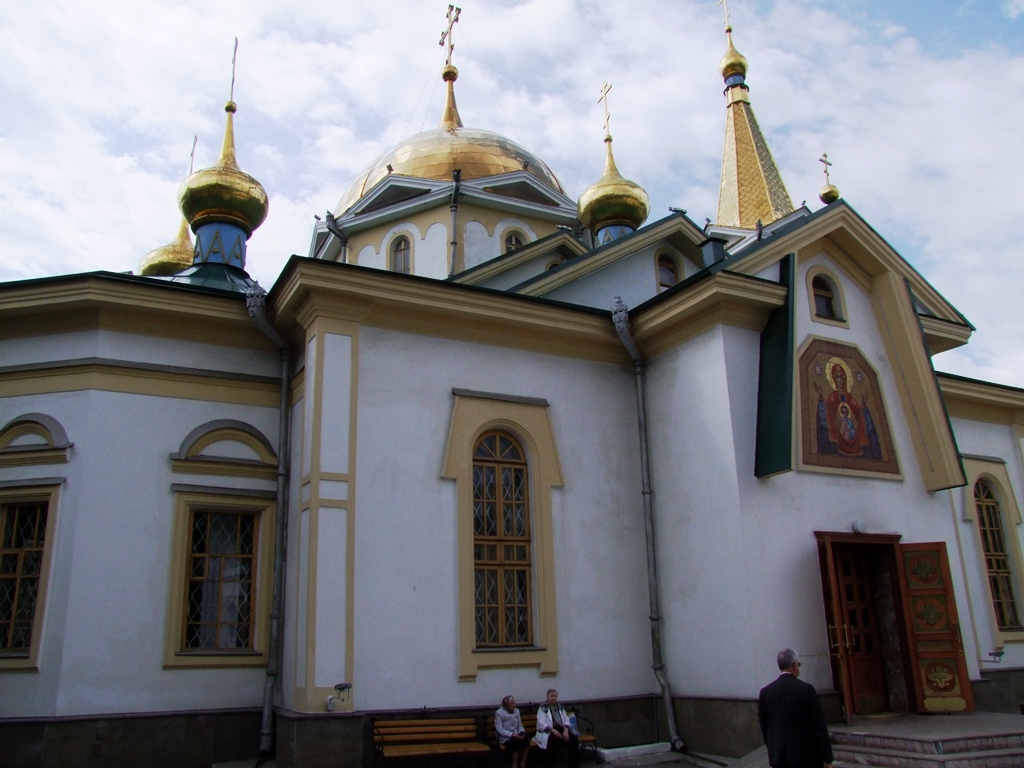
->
[819, 183, 840, 204]
[138, 217, 194, 276]
[720, 27, 748, 81]
[578, 136, 650, 233]
[334, 63, 563, 215]
[178, 101, 268, 235]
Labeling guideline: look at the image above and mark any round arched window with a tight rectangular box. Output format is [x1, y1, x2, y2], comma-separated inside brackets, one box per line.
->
[657, 254, 678, 292]
[504, 232, 524, 253]
[391, 237, 411, 274]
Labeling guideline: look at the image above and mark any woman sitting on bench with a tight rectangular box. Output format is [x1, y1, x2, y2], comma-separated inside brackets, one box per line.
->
[495, 695, 529, 768]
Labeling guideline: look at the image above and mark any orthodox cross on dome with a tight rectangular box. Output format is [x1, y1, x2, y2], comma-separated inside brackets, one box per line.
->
[439, 5, 462, 67]
[598, 81, 612, 138]
[819, 152, 833, 184]
[189, 135, 198, 175]
[230, 37, 238, 102]
[716, 0, 731, 30]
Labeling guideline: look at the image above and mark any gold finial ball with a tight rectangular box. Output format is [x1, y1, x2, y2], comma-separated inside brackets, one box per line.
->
[442, 64, 458, 82]
[819, 183, 840, 205]
[720, 28, 748, 80]
[225, 100, 237, 114]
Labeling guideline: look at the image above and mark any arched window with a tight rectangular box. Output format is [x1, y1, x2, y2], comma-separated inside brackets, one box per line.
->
[473, 430, 531, 647]
[504, 232, 524, 253]
[975, 479, 1022, 630]
[657, 254, 679, 292]
[812, 275, 838, 319]
[391, 236, 411, 274]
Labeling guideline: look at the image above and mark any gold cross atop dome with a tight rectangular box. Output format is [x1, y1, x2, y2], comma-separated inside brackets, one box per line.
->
[439, 5, 461, 68]
[818, 152, 840, 204]
[598, 82, 612, 138]
[716, 0, 731, 30]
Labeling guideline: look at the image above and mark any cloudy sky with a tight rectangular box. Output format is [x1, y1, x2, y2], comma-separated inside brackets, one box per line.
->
[2, 0, 1023, 386]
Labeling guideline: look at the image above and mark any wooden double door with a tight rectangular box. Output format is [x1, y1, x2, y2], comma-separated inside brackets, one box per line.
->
[816, 533, 973, 718]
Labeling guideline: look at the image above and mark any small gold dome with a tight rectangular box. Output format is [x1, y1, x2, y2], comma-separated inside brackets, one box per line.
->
[178, 101, 269, 236]
[720, 27, 748, 80]
[138, 217, 194, 276]
[578, 137, 650, 233]
[819, 184, 840, 204]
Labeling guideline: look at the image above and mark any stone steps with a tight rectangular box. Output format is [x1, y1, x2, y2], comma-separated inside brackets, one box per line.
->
[833, 728, 1024, 768]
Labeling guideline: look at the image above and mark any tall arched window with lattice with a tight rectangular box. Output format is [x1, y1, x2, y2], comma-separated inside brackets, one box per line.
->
[975, 479, 1022, 631]
[473, 430, 531, 647]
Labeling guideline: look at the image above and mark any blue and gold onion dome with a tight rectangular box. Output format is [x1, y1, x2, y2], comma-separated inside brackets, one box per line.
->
[178, 101, 268, 239]
[720, 26, 748, 83]
[578, 135, 650, 237]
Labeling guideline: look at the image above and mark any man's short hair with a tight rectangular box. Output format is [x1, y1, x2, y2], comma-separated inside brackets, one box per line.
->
[777, 648, 799, 671]
[546, 688, 558, 697]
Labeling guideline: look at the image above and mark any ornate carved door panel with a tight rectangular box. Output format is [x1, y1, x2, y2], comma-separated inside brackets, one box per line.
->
[896, 542, 974, 713]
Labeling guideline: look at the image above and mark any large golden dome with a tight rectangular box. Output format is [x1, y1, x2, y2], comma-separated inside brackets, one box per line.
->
[334, 65, 562, 215]
[720, 27, 748, 81]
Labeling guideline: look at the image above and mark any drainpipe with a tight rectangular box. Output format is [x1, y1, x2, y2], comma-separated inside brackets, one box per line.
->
[246, 288, 292, 756]
[611, 297, 686, 753]
[449, 168, 461, 277]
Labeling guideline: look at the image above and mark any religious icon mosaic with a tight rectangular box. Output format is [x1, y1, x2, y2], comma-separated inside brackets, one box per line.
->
[799, 339, 899, 475]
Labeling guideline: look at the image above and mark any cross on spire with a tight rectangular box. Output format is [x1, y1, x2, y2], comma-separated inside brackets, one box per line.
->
[819, 152, 833, 184]
[598, 81, 612, 138]
[439, 5, 461, 67]
[230, 37, 238, 102]
[716, 0, 731, 30]
[189, 135, 198, 175]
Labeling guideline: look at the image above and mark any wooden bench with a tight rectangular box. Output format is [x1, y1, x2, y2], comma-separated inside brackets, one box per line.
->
[373, 717, 491, 765]
[486, 711, 597, 761]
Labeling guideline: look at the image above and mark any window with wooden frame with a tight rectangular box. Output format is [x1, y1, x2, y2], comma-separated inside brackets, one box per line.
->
[657, 253, 679, 292]
[975, 479, 1023, 631]
[473, 430, 531, 647]
[391, 236, 411, 274]
[164, 489, 274, 668]
[0, 484, 59, 671]
[812, 275, 839, 319]
[504, 232, 524, 253]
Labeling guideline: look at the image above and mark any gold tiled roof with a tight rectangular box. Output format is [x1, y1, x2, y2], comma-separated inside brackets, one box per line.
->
[715, 26, 793, 230]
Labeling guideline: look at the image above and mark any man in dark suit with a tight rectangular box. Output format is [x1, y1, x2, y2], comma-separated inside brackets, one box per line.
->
[758, 649, 834, 768]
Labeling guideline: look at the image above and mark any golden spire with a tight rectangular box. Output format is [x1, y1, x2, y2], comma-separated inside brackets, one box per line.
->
[138, 216, 195, 276]
[438, 5, 463, 131]
[578, 82, 650, 237]
[818, 152, 840, 204]
[178, 99, 269, 235]
[715, 20, 793, 229]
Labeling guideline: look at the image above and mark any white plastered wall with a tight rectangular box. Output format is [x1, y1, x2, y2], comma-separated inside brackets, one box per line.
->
[463, 217, 538, 271]
[345, 327, 654, 710]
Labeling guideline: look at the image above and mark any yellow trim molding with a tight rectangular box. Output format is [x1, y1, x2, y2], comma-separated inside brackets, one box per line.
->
[163, 490, 275, 669]
[0, 414, 72, 468]
[442, 392, 564, 681]
[872, 271, 965, 491]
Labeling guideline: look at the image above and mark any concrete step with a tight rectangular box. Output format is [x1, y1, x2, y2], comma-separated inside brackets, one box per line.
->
[832, 729, 1024, 755]
[833, 745, 1024, 768]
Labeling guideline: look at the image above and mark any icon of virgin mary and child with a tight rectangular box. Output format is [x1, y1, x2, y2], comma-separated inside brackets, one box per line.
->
[815, 357, 883, 460]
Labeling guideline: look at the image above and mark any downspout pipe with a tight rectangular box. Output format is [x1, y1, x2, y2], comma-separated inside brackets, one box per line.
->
[611, 297, 686, 753]
[449, 168, 462, 277]
[246, 288, 292, 756]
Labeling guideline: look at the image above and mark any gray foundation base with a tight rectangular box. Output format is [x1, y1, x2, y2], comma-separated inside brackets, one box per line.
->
[972, 667, 1024, 713]
[0, 708, 261, 768]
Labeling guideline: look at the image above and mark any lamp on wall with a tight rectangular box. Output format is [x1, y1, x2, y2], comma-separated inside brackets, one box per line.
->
[327, 682, 352, 711]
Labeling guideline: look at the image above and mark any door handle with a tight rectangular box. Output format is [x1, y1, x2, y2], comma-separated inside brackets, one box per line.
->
[828, 623, 839, 652]
[843, 624, 853, 649]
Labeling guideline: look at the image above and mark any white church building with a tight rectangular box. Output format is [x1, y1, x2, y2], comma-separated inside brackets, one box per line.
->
[2, 13, 1024, 768]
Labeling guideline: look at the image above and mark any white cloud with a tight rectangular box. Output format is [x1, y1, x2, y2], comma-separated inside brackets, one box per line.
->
[1004, 0, 1024, 18]
[0, 0, 1022, 387]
